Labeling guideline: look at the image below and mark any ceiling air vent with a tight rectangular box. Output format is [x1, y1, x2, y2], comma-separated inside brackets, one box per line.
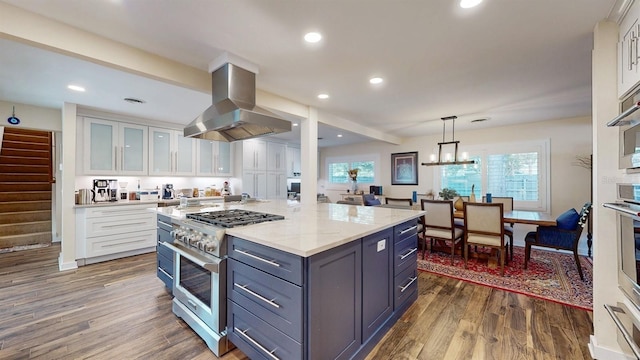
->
[124, 97, 146, 104]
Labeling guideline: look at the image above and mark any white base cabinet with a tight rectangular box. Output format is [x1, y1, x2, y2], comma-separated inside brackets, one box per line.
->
[75, 204, 157, 265]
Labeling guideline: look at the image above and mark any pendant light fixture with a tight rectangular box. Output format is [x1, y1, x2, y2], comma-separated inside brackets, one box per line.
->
[421, 116, 475, 166]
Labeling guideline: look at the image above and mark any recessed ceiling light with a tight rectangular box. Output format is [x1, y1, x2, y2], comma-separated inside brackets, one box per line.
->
[67, 85, 85, 92]
[337, 134, 343, 138]
[124, 97, 146, 104]
[317, 94, 329, 100]
[292, 122, 299, 127]
[460, 0, 482, 8]
[304, 32, 322, 43]
[369, 77, 383, 85]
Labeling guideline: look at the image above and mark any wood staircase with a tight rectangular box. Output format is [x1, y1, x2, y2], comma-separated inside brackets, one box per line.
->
[0, 127, 53, 251]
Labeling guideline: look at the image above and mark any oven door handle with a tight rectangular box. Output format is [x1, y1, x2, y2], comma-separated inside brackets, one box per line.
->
[161, 242, 220, 273]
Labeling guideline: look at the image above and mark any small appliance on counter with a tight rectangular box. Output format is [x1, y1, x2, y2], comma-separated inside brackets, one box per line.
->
[118, 181, 128, 200]
[93, 179, 118, 202]
[162, 184, 175, 199]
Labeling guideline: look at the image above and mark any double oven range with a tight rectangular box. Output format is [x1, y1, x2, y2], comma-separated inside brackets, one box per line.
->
[161, 209, 285, 356]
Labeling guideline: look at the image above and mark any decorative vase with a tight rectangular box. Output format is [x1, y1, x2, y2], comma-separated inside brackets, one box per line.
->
[470, 184, 476, 203]
[454, 197, 464, 211]
[351, 180, 358, 193]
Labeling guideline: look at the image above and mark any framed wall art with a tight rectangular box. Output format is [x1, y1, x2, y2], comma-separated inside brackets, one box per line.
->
[391, 152, 418, 185]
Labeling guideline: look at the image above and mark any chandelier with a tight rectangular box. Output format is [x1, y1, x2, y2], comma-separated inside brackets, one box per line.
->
[421, 115, 475, 166]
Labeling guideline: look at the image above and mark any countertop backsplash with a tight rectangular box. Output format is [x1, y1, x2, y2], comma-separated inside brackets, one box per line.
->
[74, 175, 240, 197]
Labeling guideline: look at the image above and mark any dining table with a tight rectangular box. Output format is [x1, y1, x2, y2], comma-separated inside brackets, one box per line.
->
[453, 210, 556, 226]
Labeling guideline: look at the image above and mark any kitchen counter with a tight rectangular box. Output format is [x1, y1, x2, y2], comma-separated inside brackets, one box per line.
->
[74, 196, 224, 209]
[156, 200, 424, 257]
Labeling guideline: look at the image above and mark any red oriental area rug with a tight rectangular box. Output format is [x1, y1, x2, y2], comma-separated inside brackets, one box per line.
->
[417, 246, 593, 311]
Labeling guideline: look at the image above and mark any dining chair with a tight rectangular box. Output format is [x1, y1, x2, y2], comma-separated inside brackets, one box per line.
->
[463, 202, 509, 276]
[421, 199, 464, 264]
[362, 193, 381, 206]
[385, 197, 413, 206]
[482, 196, 515, 260]
[524, 202, 591, 280]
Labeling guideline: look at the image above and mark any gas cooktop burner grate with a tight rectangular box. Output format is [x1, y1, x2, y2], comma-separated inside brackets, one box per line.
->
[187, 209, 285, 228]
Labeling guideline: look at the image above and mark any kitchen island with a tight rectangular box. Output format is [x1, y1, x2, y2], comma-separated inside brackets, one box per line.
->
[158, 200, 422, 360]
[157, 200, 424, 359]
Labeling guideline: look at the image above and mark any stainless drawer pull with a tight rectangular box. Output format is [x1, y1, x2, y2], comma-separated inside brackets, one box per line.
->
[158, 267, 171, 279]
[399, 225, 417, 235]
[102, 222, 147, 228]
[399, 247, 417, 260]
[157, 220, 172, 228]
[234, 327, 280, 360]
[400, 276, 418, 293]
[235, 283, 281, 308]
[605, 304, 640, 359]
[235, 249, 281, 267]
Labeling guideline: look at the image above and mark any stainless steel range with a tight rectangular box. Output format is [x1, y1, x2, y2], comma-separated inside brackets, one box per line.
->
[161, 209, 284, 356]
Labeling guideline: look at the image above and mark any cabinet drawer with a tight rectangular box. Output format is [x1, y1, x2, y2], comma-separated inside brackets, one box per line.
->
[86, 212, 156, 237]
[228, 236, 304, 285]
[228, 259, 303, 342]
[157, 250, 174, 276]
[394, 219, 418, 243]
[228, 301, 302, 360]
[85, 204, 156, 218]
[394, 265, 418, 310]
[394, 234, 418, 275]
[86, 229, 156, 258]
[156, 263, 173, 290]
[157, 214, 173, 232]
[157, 242, 174, 264]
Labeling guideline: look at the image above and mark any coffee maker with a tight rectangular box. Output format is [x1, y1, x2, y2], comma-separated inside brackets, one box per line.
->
[162, 184, 175, 199]
[93, 179, 118, 202]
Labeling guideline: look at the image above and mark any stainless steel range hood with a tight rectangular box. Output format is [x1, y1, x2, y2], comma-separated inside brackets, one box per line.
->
[184, 63, 291, 142]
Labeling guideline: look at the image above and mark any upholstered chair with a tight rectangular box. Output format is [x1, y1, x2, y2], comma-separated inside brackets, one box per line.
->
[524, 202, 591, 280]
[362, 193, 381, 206]
[463, 202, 508, 276]
[482, 196, 515, 260]
[421, 199, 464, 264]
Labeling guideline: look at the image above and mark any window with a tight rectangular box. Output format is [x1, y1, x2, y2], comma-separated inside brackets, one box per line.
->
[327, 156, 377, 185]
[437, 140, 549, 211]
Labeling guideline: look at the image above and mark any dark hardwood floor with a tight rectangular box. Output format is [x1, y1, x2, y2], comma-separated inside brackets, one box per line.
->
[0, 244, 592, 359]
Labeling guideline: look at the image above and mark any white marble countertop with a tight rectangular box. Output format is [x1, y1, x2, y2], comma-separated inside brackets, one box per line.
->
[155, 200, 424, 257]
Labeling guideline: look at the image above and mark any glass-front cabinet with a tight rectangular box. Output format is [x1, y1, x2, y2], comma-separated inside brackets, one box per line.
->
[148, 127, 196, 176]
[196, 140, 233, 177]
[83, 117, 148, 175]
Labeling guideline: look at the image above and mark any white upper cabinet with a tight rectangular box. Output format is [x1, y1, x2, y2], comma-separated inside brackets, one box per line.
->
[267, 142, 287, 172]
[83, 117, 148, 175]
[148, 127, 196, 176]
[620, 2, 640, 99]
[242, 139, 267, 171]
[197, 139, 234, 177]
[286, 146, 301, 178]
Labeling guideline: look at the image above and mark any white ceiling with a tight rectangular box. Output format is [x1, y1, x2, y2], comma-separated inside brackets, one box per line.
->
[0, 0, 618, 147]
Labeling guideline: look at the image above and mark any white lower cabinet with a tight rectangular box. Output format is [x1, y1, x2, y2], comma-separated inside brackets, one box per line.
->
[75, 204, 157, 264]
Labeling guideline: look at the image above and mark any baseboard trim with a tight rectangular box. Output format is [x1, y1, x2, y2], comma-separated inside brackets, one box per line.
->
[58, 252, 78, 271]
[589, 335, 634, 360]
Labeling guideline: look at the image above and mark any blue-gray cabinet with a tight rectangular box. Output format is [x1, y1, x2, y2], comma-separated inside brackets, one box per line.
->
[308, 240, 362, 359]
[226, 218, 418, 360]
[156, 213, 174, 292]
[362, 228, 393, 342]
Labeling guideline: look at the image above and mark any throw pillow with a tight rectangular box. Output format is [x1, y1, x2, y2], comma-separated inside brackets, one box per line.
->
[365, 198, 381, 206]
[556, 208, 580, 230]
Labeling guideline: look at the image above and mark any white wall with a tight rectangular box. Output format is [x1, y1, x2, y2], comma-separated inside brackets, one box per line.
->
[0, 100, 61, 131]
[321, 115, 592, 217]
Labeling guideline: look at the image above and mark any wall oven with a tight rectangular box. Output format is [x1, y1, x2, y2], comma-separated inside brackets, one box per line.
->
[603, 183, 640, 358]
